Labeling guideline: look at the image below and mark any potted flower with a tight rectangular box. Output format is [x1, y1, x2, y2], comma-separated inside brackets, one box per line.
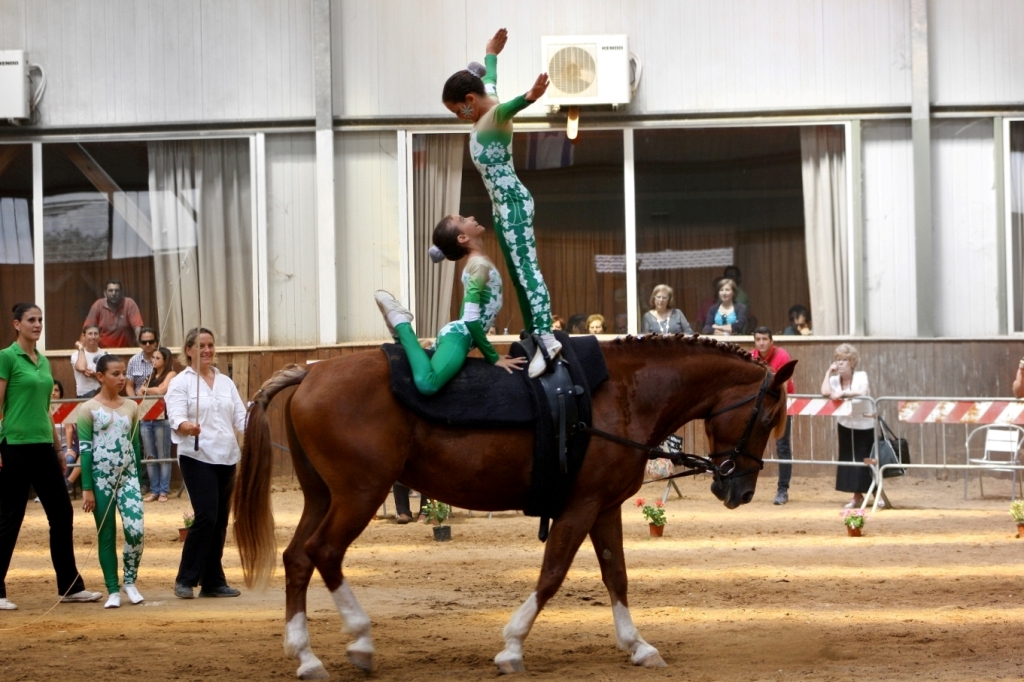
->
[423, 500, 452, 542]
[179, 512, 194, 542]
[841, 508, 867, 537]
[1010, 500, 1024, 538]
[635, 498, 667, 537]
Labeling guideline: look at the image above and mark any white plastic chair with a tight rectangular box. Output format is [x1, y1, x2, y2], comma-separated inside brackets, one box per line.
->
[963, 425, 1024, 500]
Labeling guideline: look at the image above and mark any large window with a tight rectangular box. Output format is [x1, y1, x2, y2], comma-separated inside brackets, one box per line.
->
[456, 130, 625, 335]
[40, 139, 253, 350]
[634, 127, 810, 335]
[0, 144, 34, 325]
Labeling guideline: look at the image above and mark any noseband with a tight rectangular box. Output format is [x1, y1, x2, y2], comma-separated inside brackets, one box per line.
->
[579, 369, 780, 481]
[703, 369, 779, 479]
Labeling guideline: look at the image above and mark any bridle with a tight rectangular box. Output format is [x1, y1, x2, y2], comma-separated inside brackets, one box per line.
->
[580, 369, 780, 481]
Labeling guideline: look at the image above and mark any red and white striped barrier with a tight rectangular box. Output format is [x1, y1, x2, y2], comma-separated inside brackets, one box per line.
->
[896, 400, 1024, 425]
[787, 396, 866, 418]
[52, 397, 166, 425]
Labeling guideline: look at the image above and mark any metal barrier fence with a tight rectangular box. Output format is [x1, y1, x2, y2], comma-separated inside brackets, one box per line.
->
[51, 395, 179, 470]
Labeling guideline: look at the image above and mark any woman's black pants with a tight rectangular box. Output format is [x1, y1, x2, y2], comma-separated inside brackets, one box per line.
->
[176, 456, 236, 589]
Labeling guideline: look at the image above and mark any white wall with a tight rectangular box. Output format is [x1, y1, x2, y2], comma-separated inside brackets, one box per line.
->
[331, 0, 912, 118]
[0, 0, 314, 126]
[862, 120, 916, 337]
[334, 131, 400, 342]
[930, 0, 1024, 106]
[265, 133, 318, 345]
[931, 119, 999, 337]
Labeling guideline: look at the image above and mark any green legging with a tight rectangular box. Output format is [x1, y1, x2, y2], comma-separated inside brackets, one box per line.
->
[396, 322, 471, 396]
[92, 468, 144, 593]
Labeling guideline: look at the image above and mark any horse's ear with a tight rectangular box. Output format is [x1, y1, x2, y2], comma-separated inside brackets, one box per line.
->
[772, 360, 797, 390]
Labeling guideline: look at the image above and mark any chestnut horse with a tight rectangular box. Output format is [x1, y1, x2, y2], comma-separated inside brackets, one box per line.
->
[233, 335, 795, 679]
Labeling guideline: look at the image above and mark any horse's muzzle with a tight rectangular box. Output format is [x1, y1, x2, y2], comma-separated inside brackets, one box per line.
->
[711, 477, 754, 509]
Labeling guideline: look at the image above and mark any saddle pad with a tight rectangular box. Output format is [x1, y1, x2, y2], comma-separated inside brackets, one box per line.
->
[383, 334, 608, 427]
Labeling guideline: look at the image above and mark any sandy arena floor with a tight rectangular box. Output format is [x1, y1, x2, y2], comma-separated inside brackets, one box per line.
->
[1, 473, 1023, 681]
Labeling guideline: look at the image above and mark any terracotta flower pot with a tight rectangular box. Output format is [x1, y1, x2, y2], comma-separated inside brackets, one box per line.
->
[1017, 523, 1024, 538]
[179, 527, 190, 542]
[846, 526, 862, 537]
[649, 523, 665, 537]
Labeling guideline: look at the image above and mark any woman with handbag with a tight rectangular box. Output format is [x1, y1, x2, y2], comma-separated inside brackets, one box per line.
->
[821, 343, 874, 508]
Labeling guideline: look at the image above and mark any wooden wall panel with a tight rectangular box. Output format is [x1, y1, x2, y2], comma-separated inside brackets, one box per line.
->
[931, 119, 998, 337]
[265, 133, 319, 345]
[862, 120, 916, 337]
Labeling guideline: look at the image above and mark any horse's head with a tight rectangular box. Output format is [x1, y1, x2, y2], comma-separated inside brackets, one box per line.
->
[705, 360, 796, 509]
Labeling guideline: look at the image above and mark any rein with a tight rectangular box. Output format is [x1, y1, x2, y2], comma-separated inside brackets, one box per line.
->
[581, 369, 779, 481]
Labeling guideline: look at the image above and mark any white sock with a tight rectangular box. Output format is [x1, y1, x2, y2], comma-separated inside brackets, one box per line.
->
[104, 592, 121, 609]
[387, 311, 410, 329]
[539, 333, 561, 354]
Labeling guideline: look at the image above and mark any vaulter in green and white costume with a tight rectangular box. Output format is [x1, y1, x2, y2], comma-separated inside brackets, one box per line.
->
[395, 256, 503, 396]
[77, 399, 144, 595]
[470, 53, 554, 338]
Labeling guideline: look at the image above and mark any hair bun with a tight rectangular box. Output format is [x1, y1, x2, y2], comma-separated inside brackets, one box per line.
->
[466, 61, 486, 78]
[428, 245, 446, 264]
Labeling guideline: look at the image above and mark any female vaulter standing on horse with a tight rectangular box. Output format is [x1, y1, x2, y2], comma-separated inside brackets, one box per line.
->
[442, 28, 559, 378]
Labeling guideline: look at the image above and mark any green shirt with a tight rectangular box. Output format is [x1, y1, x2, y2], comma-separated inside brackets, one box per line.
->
[0, 341, 56, 444]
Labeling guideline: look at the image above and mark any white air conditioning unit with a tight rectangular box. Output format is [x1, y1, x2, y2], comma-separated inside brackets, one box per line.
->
[0, 50, 29, 120]
[540, 35, 631, 107]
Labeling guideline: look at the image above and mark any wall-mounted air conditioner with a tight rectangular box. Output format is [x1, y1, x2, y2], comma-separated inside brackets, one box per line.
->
[0, 50, 29, 120]
[539, 35, 631, 107]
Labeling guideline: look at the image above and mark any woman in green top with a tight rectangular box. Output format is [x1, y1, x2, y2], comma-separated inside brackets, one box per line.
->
[0, 303, 101, 611]
[375, 214, 526, 395]
[78, 354, 145, 609]
[441, 28, 560, 378]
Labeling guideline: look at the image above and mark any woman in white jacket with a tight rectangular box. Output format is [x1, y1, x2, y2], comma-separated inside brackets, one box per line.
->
[821, 343, 874, 508]
[165, 327, 246, 599]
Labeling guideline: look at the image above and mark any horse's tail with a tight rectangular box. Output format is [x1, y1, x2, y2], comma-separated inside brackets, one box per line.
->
[233, 363, 310, 590]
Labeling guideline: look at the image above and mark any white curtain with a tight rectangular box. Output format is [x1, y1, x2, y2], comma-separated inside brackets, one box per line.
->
[148, 140, 253, 347]
[800, 126, 848, 336]
[413, 134, 465, 336]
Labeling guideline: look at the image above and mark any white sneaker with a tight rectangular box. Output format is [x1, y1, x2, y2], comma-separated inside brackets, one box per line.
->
[124, 584, 144, 604]
[374, 290, 413, 336]
[528, 348, 548, 379]
[0, 598, 17, 610]
[61, 590, 102, 603]
[104, 592, 121, 609]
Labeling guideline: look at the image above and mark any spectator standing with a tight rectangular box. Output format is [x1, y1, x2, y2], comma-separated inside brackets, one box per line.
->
[84, 279, 144, 349]
[821, 343, 874, 508]
[139, 347, 177, 503]
[70, 325, 105, 398]
[723, 266, 750, 307]
[784, 305, 813, 336]
[696, 277, 724, 334]
[641, 284, 694, 335]
[166, 327, 246, 599]
[393, 483, 429, 524]
[752, 327, 796, 505]
[587, 314, 606, 334]
[0, 303, 102, 610]
[1013, 356, 1024, 399]
[125, 327, 160, 397]
[702, 279, 748, 336]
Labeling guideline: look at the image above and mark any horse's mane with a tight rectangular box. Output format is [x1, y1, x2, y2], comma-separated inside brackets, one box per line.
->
[607, 333, 767, 368]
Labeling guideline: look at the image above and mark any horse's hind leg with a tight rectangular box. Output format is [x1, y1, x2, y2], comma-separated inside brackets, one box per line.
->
[589, 506, 666, 668]
[282, 419, 333, 680]
[495, 505, 598, 674]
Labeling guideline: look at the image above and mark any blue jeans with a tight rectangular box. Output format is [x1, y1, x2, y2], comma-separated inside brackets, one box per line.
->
[141, 420, 173, 496]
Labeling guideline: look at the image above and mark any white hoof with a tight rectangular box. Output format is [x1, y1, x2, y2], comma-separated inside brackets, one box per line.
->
[633, 647, 667, 668]
[346, 648, 373, 672]
[494, 652, 526, 674]
[297, 661, 330, 680]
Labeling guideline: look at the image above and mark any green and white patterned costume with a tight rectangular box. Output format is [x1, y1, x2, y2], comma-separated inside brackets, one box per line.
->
[470, 53, 553, 335]
[397, 255, 503, 395]
[77, 399, 144, 594]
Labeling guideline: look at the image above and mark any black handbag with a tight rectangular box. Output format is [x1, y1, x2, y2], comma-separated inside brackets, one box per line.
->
[876, 417, 910, 478]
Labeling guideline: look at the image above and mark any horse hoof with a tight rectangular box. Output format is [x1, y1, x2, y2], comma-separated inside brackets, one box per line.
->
[495, 658, 526, 674]
[635, 652, 667, 668]
[297, 663, 331, 680]
[346, 649, 373, 673]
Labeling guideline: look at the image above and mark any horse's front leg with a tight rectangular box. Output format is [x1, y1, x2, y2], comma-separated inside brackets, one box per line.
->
[495, 505, 598, 674]
[589, 505, 666, 668]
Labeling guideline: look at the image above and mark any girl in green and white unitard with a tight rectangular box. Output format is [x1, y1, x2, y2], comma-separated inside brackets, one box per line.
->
[78, 355, 145, 609]
[375, 214, 527, 395]
[442, 28, 560, 378]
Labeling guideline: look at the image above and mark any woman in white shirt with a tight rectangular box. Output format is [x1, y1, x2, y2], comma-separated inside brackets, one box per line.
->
[165, 327, 246, 599]
[820, 343, 874, 508]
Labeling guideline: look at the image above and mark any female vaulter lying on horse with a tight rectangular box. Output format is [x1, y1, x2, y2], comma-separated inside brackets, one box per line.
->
[233, 332, 795, 679]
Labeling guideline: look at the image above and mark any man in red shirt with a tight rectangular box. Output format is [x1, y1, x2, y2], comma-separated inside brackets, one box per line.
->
[752, 326, 795, 505]
[83, 279, 144, 348]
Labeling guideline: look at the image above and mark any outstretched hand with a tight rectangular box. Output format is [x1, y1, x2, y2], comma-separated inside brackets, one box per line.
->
[526, 73, 549, 101]
[495, 355, 527, 373]
[486, 28, 508, 55]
